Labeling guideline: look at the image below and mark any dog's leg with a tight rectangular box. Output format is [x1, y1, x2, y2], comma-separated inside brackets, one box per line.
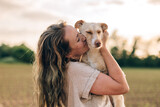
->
[111, 95, 125, 107]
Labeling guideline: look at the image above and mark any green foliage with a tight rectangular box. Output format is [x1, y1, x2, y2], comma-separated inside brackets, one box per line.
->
[0, 56, 21, 63]
[0, 43, 35, 64]
[143, 55, 160, 67]
[110, 44, 160, 67]
[0, 44, 11, 58]
[11, 44, 35, 63]
[109, 30, 160, 67]
[0, 41, 159, 66]
[110, 46, 160, 67]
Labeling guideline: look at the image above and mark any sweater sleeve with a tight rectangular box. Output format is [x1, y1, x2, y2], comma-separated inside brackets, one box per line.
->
[67, 61, 100, 99]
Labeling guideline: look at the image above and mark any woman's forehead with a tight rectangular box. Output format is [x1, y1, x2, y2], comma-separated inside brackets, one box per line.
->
[64, 25, 77, 37]
[64, 25, 77, 49]
[64, 25, 77, 42]
[65, 25, 77, 32]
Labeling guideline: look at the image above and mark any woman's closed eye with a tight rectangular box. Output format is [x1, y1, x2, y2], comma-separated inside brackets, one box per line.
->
[77, 37, 80, 42]
[77, 33, 80, 42]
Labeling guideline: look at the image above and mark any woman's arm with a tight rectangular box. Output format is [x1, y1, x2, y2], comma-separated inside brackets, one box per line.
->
[90, 31, 129, 95]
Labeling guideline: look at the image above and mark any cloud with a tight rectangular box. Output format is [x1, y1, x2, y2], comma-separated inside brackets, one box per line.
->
[21, 10, 59, 22]
[149, 0, 160, 4]
[105, 0, 124, 5]
[0, 0, 61, 38]
[0, 0, 23, 11]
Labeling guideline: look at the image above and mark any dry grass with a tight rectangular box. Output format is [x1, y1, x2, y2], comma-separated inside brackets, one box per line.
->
[0, 64, 35, 107]
[123, 68, 160, 107]
[0, 64, 160, 107]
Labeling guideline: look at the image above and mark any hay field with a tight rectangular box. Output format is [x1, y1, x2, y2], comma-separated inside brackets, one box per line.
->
[0, 64, 160, 107]
[123, 67, 160, 107]
[0, 64, 34, 107]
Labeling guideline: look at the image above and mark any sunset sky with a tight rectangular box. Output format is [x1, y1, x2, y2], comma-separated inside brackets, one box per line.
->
[0, 0, 160, 55]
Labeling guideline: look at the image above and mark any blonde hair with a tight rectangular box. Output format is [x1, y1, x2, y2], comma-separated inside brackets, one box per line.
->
[33, 22, 70, 107]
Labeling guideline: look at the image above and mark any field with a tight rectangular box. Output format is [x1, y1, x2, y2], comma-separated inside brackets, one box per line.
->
[0, 64, 160, 107]
[122, 68, 160, 107]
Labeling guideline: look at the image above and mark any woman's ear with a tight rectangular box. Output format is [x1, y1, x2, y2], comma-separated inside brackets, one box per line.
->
[66, 53, 80, 61]
[66, 51, 75, 59]
[66, 53, 72, 59]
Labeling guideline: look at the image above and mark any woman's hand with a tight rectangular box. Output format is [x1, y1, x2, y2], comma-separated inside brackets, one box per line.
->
[101, 30, 109, 50]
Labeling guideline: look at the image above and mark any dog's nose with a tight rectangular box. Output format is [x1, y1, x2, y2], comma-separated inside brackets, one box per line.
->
[95, 41, 101, 48]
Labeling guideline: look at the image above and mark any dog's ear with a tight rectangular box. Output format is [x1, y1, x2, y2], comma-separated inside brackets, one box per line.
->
[75, 20, 85, 29]
[101, 23, 108, 32]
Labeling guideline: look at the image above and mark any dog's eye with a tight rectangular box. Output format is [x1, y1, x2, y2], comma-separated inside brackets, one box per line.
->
[97, 30, 101, 34]
[86, 31, 92, 35]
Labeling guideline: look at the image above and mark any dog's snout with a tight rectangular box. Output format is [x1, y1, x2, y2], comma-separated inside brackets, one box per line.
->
[95, 40, 101, 48]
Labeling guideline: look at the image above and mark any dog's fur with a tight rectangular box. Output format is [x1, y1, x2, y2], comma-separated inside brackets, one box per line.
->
[75, 20, 125, 107]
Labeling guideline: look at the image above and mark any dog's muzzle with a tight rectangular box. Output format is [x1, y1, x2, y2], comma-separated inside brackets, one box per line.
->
[95, 40, 101, 48]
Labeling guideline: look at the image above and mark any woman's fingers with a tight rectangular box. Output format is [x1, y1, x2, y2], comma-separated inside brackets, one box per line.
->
[102, 30, 109, 46]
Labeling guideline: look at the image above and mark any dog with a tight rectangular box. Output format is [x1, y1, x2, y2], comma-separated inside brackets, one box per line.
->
[75, 20, 125, 107]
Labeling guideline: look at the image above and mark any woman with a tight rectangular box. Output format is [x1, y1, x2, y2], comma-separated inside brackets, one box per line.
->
[33, 22, 129, 107]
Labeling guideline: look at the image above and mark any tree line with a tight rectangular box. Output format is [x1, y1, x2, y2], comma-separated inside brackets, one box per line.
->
[0, 32, 160, 67]
[109, 30, 160, 67]
[111, 46, 160, 67]
[0, 43, 34, 63]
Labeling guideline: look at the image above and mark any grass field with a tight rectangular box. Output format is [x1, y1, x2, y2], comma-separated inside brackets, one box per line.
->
[0, 64, 160, 107]
[123, 67, 160, 107]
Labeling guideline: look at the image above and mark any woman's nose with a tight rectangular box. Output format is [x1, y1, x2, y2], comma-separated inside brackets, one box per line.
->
[80, 34, 86, 42]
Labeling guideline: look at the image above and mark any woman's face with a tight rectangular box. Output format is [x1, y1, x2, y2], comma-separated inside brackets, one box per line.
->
[64, 25, 89, 59]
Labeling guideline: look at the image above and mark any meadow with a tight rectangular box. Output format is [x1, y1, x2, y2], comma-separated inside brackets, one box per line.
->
[0, 64, 160, 107]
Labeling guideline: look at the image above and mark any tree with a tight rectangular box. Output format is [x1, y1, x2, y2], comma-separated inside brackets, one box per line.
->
[11, 44, 35, 63]
[0, 44, 11, 58]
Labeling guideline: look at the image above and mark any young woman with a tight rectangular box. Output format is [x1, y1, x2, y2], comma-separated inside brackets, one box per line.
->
[33, 22, 129, 107]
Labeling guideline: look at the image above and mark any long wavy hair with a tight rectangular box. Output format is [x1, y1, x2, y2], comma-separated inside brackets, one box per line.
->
[33, 22, 71, 107]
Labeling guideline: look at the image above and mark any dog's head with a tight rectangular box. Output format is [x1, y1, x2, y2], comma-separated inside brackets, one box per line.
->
[75, 20, 108, 49]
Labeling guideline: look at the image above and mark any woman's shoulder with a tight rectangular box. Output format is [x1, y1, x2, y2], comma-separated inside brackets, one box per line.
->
[66, 61, 100, 76]
[66, 61, 90, 70]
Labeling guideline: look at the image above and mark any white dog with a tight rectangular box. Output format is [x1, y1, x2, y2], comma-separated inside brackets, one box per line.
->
[75, 20, 125, 107]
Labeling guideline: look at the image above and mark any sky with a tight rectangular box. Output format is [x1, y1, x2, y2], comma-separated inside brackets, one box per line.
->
[0, 0, 160, 55]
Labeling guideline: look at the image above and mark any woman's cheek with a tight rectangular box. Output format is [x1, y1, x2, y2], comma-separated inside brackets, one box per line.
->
[76, 44, 81, 49]
[81, 43, 84, 48]
[77, 43, 83, 48]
